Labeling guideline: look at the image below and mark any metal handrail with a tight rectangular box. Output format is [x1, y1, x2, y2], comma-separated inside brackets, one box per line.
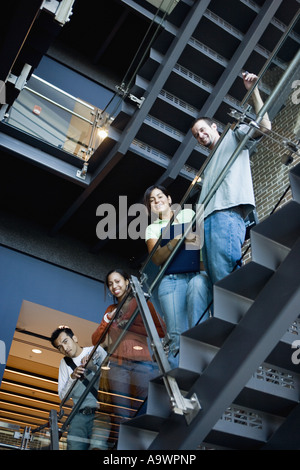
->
[31, 74, 95, 109]
[23, 87, 95, 125]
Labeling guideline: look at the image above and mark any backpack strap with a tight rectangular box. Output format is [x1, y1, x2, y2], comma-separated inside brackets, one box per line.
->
[64, 357, 98, 400]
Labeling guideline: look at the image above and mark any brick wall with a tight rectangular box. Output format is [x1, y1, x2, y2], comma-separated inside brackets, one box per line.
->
[242, 78, 300, 264]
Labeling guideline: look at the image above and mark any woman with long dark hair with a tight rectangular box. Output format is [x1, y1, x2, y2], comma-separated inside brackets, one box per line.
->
[144, 185, 211, 368]
[91, 269, 165, 427]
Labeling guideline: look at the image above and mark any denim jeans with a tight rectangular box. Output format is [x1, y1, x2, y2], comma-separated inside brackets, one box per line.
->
[202, 209, 246, 286]
[186, 271, 213, 328]
[67, 411, 97, 450]
[158, 272, 210, 368]
[108, 359, 159, 416]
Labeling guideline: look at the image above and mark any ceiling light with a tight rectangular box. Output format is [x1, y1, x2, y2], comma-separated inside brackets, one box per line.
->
[97, 128, 108, 139]
[101, 360, 110, 370]
[31, 348, 42, 354]
[133, 345, 143, 351]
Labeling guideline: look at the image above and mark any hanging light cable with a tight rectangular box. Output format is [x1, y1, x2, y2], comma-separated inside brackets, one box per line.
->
[99, 0, 179, 124]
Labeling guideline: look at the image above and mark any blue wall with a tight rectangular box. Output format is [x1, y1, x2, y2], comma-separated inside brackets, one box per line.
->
[35, 56, 114, 111]
[0, 245, 106, 383]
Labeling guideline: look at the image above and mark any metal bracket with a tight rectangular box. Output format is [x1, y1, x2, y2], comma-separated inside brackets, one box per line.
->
[228, 104, 252, 124]
[48, 0, 75, 25]
[76, 162, 89, 180]
[128, 94, 145, 108]
[130, 275, 201, 424]
[41, 0, 60, 15]
[166, 376, 201, 424]
[7, 63, 32, 91]
[282, 140, 299, 153]
[115, 83, 145, 108]
[14, 426, 32, 449]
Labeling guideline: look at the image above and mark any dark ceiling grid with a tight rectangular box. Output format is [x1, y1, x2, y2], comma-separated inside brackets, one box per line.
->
[156, 0, 284, 186]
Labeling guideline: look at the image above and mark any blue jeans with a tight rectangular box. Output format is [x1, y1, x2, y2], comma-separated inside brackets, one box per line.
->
[106, 359, 158, 422]
[202, 209, 246, 285]
[158, 272, 210, 368]
[67, 411, 97, 450]
[186, 271, 213, 328]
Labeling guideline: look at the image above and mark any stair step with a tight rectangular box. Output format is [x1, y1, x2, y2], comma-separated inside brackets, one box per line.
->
[117, 415, 161, 450]
[266, 318, 300, 373]
[146, 360, 300, 423]
[146, 380, 171, 419]
[290, 163, 300, 203]
[204, 404, 284, 450]
[118, 400, 286, 450]
[262, 402, 300, 449]
[235, 362, 300, 416]
[179, 314, 299, 376]
[137, 48, 162, 81]
[214, 262, 274, 324]
[179, 317, 235, 374]
[251, 200, 300, 270]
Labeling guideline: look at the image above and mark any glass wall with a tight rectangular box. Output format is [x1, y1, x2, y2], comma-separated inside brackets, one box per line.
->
[3, 74, 112, 161]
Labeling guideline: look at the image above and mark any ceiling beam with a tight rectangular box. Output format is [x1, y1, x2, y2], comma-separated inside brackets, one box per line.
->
[156, 0, 284, 187]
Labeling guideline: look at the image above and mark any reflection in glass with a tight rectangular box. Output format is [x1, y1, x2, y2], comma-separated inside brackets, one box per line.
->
[91, 269, 166, 447]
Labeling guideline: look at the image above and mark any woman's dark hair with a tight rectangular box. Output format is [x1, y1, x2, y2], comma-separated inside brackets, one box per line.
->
[143, 185, 171, 214]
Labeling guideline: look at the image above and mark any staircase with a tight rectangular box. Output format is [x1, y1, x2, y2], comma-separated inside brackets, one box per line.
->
[117, 163, 300, 450]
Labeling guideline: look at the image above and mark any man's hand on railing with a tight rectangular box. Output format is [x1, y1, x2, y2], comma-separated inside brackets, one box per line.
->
[70, 363, 86, 380]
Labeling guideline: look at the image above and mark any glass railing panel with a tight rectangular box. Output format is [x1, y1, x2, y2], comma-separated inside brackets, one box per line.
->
[29, 428, 65, 450]
[30, 416, 66, 450]
[3, 74, 100, 160]
[0, 420, 24, 449]
[57, 287, 166, 450]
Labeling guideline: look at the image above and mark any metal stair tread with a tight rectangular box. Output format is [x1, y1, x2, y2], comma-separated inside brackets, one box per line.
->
[181, 316, 235, 347]
[234, 361, 300, 417]
[120, 414, 165, 431]
[251, 200, 300, 269]
[290, 163, 300, 204]
[213, 262, 274, 323]
[214, 261, 274, 300]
